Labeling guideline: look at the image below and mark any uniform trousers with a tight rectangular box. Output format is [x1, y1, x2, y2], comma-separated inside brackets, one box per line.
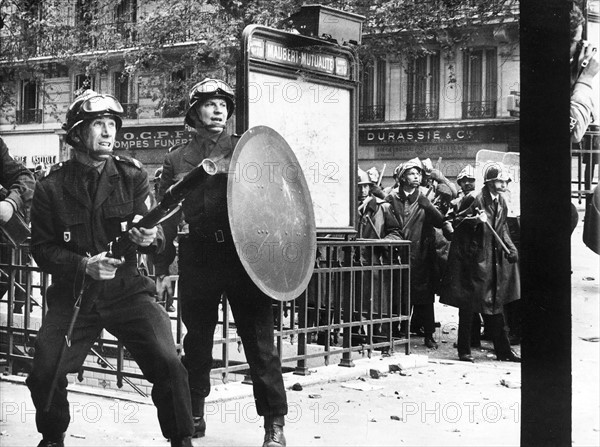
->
[457, 309, 512, 357]
[178, 236, 288, 419]
[26, 272, 193, 440]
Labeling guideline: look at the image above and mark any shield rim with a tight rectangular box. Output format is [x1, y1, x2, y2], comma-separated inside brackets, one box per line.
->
[227, 125, 317, 301]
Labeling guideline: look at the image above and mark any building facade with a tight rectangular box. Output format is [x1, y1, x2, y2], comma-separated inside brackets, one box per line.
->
[358, 11, 520, 187]
[0, 0, 233, 175]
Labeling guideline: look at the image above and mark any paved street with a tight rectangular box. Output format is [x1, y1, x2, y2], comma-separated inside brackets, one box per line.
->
[0, 204, 598, 446]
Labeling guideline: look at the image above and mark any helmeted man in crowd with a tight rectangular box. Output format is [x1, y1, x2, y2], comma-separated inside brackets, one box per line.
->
[444, 164, 477, 240]
[159, 78, 288, 447]
[440, 163, 520, 363]
[455, 164, 476, 199]
[385, 158, 444, 348]
[357, 167, 401, 240]
[26, 91, 195, 446]
[445, 164, 484, 347]
[356, 167, 402, 339]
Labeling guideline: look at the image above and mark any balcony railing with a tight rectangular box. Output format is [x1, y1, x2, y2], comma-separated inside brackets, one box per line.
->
[406, 103, 439, 121]
[15, 109, 42, 124]
[462, 101, 497, 119]
[359, 105, 385, 123]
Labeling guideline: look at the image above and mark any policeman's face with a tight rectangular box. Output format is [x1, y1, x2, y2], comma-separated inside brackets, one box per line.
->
[196, 97, 228, 131]
[402, 168, 422, 188]
[489, 180, 508, 194]
[359, 184, 371, 201]
[458, 178, 476, 193]
[80, 117, 117, 159]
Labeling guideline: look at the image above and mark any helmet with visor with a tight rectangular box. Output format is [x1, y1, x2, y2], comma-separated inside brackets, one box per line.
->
[63, 91, 123, 146]
[185, 78, 235, 128]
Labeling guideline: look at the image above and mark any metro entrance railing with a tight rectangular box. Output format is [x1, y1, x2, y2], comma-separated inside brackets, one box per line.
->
[1, 238, 410, 395]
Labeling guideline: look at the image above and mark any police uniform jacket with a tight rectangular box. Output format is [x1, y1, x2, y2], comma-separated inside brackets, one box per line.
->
[385, 186, 443, 305]
[439, 185, 520, 314]
[159, 130, 239, 237]
[31, 156, 162, 305]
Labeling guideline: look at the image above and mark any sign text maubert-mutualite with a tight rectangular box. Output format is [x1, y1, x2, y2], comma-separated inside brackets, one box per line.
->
[249, 38, 349, 78]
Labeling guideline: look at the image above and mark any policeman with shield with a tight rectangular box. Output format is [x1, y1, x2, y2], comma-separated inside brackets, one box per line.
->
[159, 79, 288, 447]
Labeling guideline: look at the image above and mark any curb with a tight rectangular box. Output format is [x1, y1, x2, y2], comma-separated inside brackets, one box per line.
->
[0, 353, 430, 406]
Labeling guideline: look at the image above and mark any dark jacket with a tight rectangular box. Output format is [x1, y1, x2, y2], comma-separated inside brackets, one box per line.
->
[439, 186, 520, 314]
[385, 186, 444, 304]
[0, 137, 35, 219]
[31, 156, 162, 294]
[159, 131, 238, 234]
[357, 196, 402, 241]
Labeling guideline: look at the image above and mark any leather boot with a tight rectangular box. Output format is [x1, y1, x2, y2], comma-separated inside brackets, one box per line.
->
[37, 434, 65, 447]
[170, 436, 192, 447]
[191, 395, 206, 438]
[263, 415, 286, 447]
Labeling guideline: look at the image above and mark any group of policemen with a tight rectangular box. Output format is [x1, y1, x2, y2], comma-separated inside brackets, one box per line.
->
[357, 156, 521, 363]
[0, 79, 288, 447]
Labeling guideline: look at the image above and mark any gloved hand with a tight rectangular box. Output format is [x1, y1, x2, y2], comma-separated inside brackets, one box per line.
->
[505, 250, 519, 264]
[417, 193, 433, 208]
[429, 169, 445, 183]
[0, 201, 14, 224]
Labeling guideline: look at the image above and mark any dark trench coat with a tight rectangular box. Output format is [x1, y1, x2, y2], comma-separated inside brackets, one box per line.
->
[386, 187, 443, 305]
[439, 186, 520, 315]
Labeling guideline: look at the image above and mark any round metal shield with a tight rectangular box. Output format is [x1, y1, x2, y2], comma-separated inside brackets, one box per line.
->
[227, 126, 317, 301]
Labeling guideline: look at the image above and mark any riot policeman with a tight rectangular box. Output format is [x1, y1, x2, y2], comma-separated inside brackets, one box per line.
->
[26, 91, 194, 447]
[386, 158, 444, 348]
[440, 163, 520, 363]
[159, 79, 288, 447]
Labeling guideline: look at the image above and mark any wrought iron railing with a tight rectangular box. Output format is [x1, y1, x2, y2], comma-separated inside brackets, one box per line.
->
[571, 125, 600, 203]
[1, 238, 411, 394]
[15, 109, 42, 124]
[406, 103, 439, 121]
[461, 100, 497, 119]
[359, 105, 385, 123]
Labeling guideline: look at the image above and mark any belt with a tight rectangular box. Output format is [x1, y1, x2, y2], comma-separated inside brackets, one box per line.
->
[187, 228, 231, 244]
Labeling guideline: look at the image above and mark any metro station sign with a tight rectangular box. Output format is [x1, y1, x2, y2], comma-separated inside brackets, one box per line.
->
[248, 37, 350, 78]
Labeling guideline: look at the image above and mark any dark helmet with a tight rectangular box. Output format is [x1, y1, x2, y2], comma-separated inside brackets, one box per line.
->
[397, 157, 422, 179]
[456, 164, 476, 183]
[62, 91, 123, 146]
[484, 163, 511, 183]
[185, 78, 235, 128]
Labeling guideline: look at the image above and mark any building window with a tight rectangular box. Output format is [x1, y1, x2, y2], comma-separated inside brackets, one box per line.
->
[74, 74, 96, 96]
[462, 48, 498, 119]
[359, 58, 386, 122]
[114, 72, 137, 119]
[406, 52, 440, 121]
[17, 80, 42, 124]
[114, 0, 137, 42]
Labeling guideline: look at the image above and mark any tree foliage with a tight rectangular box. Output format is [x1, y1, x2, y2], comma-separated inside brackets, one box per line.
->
[0, 0, 518, 112]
